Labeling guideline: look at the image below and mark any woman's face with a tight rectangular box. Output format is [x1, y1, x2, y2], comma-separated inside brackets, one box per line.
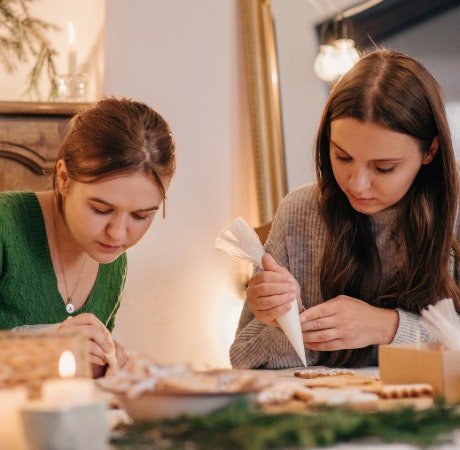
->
[57, 162, 167, 263]
[330, 118, 437, 215]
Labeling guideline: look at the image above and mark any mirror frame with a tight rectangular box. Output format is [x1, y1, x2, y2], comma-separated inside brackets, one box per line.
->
[240, 0, 287, 226]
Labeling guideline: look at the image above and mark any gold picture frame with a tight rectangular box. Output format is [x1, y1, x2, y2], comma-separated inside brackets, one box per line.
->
[240, 0, 287, 226]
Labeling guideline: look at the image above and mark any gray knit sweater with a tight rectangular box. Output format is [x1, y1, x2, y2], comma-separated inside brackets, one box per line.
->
[229, 182, 460, 369]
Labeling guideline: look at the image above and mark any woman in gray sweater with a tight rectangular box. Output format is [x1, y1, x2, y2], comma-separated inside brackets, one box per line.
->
[230, 49, 460, 369]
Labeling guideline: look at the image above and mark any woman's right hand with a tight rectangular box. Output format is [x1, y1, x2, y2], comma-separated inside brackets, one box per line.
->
[246, 253, 300, 327]
[57, 313, 116, 377]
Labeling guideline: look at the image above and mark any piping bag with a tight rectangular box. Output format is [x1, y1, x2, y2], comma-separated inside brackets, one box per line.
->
[214, 216, 307, 366]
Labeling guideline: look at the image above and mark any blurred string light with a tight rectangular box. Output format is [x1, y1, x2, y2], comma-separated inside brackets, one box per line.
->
[311, 0, 383, 82]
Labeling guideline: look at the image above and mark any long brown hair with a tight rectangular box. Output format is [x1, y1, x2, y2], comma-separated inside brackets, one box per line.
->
[314, 49, 460, 367]
[53, 97, 176, 214]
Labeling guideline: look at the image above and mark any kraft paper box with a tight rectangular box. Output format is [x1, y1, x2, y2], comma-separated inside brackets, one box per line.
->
[0, 330, 91, 399]
[379, 342, 460, 403]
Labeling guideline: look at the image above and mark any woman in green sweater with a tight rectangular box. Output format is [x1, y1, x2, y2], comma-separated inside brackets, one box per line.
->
[0, 97, 176, 377]
[230, 49, 460, 369]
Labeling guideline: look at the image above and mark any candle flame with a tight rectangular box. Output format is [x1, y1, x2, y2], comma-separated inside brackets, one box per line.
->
[67, 21, 76, 47]
[59, 350, 76, 378]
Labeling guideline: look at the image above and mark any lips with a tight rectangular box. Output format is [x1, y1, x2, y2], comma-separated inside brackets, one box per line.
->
[353, 197, 373, 204]
[348, 192, 374, 204]
[345, 192, 380, 214]
[98, 242, 123, 252]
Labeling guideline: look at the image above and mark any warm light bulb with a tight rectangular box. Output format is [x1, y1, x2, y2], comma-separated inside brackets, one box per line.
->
[314, 39, 360, 82]
[314, 45, 340, 82]
[333, 39, 360, 76]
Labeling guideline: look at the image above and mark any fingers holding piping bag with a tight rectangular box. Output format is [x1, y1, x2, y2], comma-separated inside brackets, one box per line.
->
[57, 313, 119, 373]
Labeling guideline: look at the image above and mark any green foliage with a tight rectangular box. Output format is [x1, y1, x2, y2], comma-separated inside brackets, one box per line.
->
[111, 397, 460, 449]
[0, 0, 59, 100]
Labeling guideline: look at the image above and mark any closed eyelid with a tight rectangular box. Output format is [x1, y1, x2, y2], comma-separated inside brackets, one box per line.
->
[376, 165, 395, 173]
[333, 149, 400, 167]
[333, 152, 352, 162]
[133, 210, 157, 219]
[91, 205, 111, 213]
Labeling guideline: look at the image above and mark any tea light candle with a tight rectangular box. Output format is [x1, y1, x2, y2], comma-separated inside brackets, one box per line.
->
[41, 350, 95, 409]
[0, 386, 28, 450]
[67, 21, 77, 76]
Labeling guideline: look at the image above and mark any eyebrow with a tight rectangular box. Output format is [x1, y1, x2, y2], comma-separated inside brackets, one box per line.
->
[330, 140, 348, 153]
[89, 197, 160, 212]
[330, 140, 403, 163]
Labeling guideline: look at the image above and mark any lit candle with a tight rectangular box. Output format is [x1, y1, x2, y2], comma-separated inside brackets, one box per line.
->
[41, 350, 95, 409]
[0, 386, 28, 450]
[21, 351, 108, 450]
[67, 21, 77, 76]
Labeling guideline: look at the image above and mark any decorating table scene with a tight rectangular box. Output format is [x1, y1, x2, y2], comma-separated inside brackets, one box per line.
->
[3, 218, 460, 449]
[3, 334, 460, 450]
[3, 287, 460, 450]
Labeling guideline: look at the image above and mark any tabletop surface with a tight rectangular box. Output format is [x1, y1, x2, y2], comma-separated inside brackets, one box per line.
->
[105, 366, 460, 449]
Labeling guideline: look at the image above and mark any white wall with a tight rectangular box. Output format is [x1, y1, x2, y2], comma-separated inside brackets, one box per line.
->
[105, 0, 255, 367]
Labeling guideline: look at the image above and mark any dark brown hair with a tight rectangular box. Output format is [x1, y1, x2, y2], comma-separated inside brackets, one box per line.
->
[53, 97, 176, 213]
[314, 49, 460, 367]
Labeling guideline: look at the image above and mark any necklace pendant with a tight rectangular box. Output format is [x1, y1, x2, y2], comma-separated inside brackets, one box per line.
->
[66, 302, 75, 314]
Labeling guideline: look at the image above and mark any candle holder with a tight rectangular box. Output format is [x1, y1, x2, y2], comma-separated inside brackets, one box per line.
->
[0, 386, 28, 450]
[21, 401, 109, 450]
[56, 73, 88, 102]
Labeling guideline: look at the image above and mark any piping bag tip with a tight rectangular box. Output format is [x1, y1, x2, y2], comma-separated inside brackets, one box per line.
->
[277, 300, 307, 367]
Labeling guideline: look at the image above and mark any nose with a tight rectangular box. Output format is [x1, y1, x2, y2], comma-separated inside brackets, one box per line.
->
[105, 215, 128, 241]
[348, 165, 371, 193]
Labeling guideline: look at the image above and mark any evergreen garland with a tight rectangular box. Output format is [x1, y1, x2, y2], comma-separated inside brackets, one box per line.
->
[111, 397, 460, 449]
[0, 0, 59, 100]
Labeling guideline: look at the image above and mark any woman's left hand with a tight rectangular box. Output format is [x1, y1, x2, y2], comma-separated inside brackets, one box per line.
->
[300, 295, 399, 351]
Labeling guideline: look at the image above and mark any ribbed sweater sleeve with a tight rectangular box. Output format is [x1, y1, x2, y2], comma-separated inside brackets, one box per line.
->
[230, 183, 323, 368]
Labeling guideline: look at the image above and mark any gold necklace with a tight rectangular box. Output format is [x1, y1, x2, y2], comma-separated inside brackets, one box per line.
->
[52, 208, 89, 314]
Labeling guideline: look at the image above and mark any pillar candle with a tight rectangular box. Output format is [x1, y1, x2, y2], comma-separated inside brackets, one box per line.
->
[0, 386, 28, 450]
[67, 21, 77, 76]
[41, 350, 95, 409]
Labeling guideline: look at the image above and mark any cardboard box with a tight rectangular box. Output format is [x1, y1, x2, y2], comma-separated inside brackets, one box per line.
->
[379, 342, 460, 403]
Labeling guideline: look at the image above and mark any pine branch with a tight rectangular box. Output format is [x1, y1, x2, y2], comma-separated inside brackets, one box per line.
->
[0, 0, 60, 100]
[111, 397, 460, 449]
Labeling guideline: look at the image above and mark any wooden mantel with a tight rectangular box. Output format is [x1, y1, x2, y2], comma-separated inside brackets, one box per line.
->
[0, 101, 91, 191]
[0, 101, 89, 116]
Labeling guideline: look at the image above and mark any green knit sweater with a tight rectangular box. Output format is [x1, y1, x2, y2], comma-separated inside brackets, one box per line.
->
[0, 191, 127, 331]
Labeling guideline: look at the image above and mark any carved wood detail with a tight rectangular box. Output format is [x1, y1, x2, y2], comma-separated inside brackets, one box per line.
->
[0, 101, 90, 191]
